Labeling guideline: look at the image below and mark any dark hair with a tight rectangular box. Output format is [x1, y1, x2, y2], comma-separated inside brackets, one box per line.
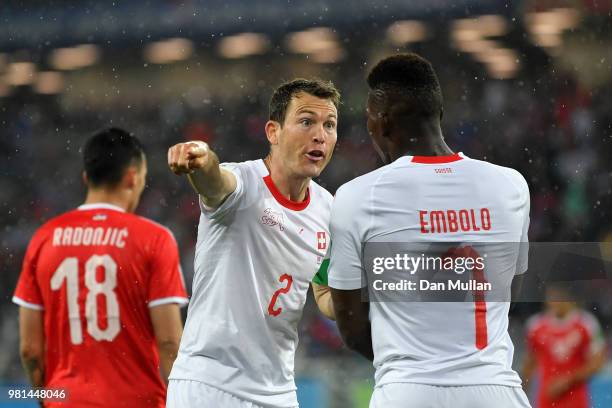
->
[367, 53, 443, 119]
[269, 78, 340, 125]
[83, 127, 145, 187]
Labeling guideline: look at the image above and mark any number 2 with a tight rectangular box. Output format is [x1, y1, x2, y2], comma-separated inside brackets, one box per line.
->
[51, 255, 120, 344]
[267, 274, 293, 316]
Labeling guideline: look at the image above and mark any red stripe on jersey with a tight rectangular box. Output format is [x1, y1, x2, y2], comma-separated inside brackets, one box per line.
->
[263, 175, 310, 211]
[411, 153, 463, 164]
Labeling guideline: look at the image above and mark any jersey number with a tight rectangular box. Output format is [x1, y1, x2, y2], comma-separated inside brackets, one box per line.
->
[51, 255, 120, 344]
[267, 274, 293, 316]
[443, 246, 488, 349]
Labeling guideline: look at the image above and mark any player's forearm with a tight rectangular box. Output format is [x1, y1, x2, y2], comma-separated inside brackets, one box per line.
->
[312, 283, 335, 320]
[521, 354, 537, 390]
[21, 354, 44, 388]
[521, 366, 536, 391]
[186, 151, 234, 208]
[342, 326, 374, 361]
[569, 351, 606, 384]
[157, 340, 180, 384]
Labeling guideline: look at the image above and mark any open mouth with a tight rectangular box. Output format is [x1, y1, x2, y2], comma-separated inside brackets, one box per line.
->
[305, 150, 325, 162]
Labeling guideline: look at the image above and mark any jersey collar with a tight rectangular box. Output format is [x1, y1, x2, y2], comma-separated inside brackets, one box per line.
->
[408, 152, 465, 164]
[258, 159, 311, 211]
[78, 203, 126, 213]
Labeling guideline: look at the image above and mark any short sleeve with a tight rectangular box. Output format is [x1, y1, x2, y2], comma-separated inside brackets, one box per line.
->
[516, 178, 530, 275]
[147, 229, 189, 308]
[13, 233, 45, 310]
[199, 162, 246, 219]
[328, 184, 366, 290]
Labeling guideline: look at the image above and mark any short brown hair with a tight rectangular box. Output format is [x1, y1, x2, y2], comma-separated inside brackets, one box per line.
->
[269, 78, 340, 126]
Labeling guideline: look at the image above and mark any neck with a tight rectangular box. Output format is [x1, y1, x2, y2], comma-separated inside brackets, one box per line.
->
[389, 120, 453, 161]
[264, 155, 310, 202]
[84, 188, 132, 212]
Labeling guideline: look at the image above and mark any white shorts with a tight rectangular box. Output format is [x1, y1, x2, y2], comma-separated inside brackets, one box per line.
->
[166, 379, 268, 408]
[369, 383, 531, 408]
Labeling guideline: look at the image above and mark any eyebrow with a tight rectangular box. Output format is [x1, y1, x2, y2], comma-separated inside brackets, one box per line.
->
[296, 109, 337, 119]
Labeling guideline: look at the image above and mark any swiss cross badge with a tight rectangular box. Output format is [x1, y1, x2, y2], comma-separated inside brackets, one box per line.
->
[316, 231, 327, 250]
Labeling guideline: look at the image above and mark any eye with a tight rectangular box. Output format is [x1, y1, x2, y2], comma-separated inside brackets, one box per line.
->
[300, 118, 312, 126]
[325, 121, 336, 130]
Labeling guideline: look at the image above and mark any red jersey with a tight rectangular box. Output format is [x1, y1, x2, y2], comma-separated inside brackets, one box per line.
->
[526, 310, 605, 408]
[13, 203, 188, 408]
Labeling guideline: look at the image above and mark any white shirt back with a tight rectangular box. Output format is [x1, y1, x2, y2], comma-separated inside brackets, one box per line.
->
[328, 153, 530, 387]
[170, 159, 332, 407]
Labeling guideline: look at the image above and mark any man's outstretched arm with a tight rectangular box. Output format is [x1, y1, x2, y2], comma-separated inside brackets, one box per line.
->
[19, 307, 45, 388]
[331, 288, 373, 361]
[167, 141, 236, 209]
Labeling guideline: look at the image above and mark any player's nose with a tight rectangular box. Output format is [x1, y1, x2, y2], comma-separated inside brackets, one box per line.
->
[312, 124, 327, 144]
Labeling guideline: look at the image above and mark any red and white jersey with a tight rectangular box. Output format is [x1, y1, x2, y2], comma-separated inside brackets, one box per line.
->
[169, 160, 333, 407]
[13, 203, 188, 408]
[526, 310, 605, 408]
[328, 153, 530, 387]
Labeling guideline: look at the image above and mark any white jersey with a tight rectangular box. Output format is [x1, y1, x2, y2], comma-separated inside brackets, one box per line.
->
[328, 153, 530, 388]
[170, 159, 332, 407]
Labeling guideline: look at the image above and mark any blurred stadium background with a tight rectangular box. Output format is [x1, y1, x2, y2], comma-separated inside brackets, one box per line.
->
[1, 0, 611, 407]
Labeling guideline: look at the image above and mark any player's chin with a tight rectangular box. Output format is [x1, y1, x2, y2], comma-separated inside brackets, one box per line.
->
[301, 160, 327, 178]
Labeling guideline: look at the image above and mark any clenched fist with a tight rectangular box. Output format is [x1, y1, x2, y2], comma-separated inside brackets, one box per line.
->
[168, 141, 210, 175]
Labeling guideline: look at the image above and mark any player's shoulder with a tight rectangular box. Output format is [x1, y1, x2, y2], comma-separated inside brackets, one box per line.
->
[576, 309, 602, 331]
[129, 214, 177, 241]
[309, 179, 334, 207]
[463, 156, 529, 195]
[335, 162, 393, 198]
[220, 159, 261, 174]
[525, 312, 547, 333]
[32, 209, 82, 236]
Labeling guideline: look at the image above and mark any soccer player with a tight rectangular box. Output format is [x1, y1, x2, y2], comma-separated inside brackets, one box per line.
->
[166, 78, 339, 408]
[522, 285, 606, 408]
[326, 54, 532, 407]
[13, 128, 188, 407]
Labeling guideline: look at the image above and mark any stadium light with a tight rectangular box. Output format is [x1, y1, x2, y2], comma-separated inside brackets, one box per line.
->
[286, 27, 336, 54]
[386, 20, 429, 46]
[451, 14, 507, 50]
[35, 71, 64, 94]
[49, 44, 100, 71]
[526, 8, 580, 51]
[5, 62, 36, 86]
[286, 27, 345, 63]
[451, 14, 519, 79]
[218, 33, 270, 59]
[144, 38, 193, 64]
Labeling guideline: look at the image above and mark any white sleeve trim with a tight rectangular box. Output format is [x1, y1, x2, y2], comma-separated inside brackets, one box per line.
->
[328, 276, 364, 290]
[12, 296, 44, 311]
[148, 296, 189, 308]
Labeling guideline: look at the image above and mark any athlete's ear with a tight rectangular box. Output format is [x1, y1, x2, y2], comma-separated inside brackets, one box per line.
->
[265, 120, 281, 145]
[380, 112, 392, 140]
[122, 167, 138, 189]
[82, 171, 89, 186]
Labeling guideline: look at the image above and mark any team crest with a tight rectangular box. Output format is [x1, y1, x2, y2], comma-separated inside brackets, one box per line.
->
[261, 208, 285, 231]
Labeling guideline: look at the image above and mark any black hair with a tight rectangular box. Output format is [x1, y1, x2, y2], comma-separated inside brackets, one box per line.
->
[367, 53, 443, 119]
[83, 127, 145, 187]
[269, 78, 340, 125]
